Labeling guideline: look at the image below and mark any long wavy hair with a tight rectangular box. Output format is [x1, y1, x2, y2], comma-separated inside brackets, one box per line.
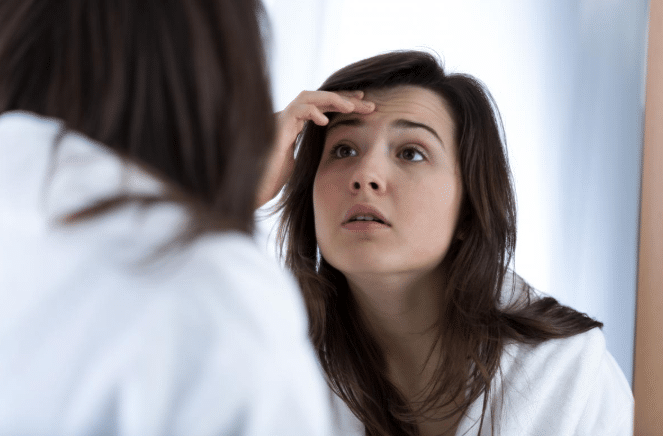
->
[275, 51, 602, 435]
[0, 0, 274, 237]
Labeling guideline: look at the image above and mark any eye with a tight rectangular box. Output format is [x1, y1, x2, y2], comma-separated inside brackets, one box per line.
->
[399, 146, 425, 162]
[329, 144, 357, 159]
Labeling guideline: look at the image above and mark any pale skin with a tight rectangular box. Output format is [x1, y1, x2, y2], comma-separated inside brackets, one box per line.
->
[258, 86, 464, 435]
[254, 90, 376, 209]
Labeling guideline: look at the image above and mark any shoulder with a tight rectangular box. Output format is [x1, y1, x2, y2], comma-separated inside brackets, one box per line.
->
[502, 324, 607, 376]
[171, 231, 309, 344]
[113, 233, 332, 435]
[492, 328, 633, 435]
[0, 110, 63, 137]
[0, 112, 334, 434]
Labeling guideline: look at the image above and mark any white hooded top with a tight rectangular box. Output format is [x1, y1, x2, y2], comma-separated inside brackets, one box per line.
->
[0, 111, 336, 436]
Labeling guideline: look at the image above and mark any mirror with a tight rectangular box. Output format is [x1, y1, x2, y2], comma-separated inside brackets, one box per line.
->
[259, 0, 651, 386]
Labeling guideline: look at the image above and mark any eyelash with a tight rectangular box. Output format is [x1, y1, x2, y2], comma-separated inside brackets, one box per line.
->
[329, 144, 426, 162]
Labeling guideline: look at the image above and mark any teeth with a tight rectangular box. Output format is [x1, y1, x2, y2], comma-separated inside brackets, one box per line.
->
[352, 215, 381, 222]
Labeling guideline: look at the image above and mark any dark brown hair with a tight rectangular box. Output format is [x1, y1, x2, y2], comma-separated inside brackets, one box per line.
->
[0, 0, 274, 236]
[275, 50, 602, 435]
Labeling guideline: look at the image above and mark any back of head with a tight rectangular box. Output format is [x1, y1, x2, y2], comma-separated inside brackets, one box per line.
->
[0, 0, 274, 235]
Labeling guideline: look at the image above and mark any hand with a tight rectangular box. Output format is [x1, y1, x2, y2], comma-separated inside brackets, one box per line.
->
[255, 90, 375, 209]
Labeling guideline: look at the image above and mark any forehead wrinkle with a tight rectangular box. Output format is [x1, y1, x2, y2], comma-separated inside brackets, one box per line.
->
[325, 87, 454, 152]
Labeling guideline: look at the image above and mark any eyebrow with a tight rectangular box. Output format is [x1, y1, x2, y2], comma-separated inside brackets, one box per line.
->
[326, 116, 445, 149]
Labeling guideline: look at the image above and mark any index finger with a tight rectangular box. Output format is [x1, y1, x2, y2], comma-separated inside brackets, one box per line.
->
[336, 90, 364, 99]
[298, 90, 374, 115]
[334, 90, 376, 114]
[322, 92, 375, 114]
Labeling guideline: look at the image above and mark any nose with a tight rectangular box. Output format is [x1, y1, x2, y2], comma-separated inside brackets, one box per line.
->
[349, 149, 386, 194]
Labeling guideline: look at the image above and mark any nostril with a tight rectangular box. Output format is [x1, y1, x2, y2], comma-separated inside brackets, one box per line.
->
[352, 181, 380, 190]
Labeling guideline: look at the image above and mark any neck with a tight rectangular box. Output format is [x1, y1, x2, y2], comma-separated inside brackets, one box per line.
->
[345, 268, 445, 399]
[344, 268, 465, 435]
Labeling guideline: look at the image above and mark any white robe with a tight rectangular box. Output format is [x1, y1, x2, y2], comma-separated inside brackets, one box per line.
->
[333, 290, 634, 435]
[0, 111, 336, 436]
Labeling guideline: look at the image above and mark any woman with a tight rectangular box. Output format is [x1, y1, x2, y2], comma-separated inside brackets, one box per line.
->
[265, 51, 633, 435]
[0, 1, 341, 434]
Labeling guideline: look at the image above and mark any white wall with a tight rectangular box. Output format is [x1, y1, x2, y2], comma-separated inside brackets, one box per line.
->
[258, 0, 649, 385]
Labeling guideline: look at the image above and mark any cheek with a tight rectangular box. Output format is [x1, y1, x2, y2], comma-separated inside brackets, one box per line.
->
[313, 168, 348, 259]
[406, 177, 461, 239]
[313, 166, 342, 207]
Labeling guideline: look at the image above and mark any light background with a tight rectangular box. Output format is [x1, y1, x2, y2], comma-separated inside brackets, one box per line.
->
[256, 0, 650, 386]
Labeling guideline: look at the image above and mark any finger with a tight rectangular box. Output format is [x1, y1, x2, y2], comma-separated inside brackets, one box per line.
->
[325, 96, 375, 114]
[296, 90, 355, 113]
[304, 104, 330, 126]
[291, 90, 373, 116]
[319, 95, 375, 114]
[290, 103, 330, 124]
[348, 98, 375, 114]
[332, 91, 375, 113]
[337, 90, 364, 99]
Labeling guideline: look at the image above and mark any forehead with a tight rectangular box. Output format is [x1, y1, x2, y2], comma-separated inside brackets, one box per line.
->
[331, 85, 455, 134]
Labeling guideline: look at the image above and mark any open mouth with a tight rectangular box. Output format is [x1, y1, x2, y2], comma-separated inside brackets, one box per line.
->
[342, 218, 390, 231]
[347, 216, 386, 224]
[342, 204, 391, 227]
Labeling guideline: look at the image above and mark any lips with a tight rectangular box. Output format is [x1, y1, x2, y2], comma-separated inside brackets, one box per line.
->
[342, 204, 391, 226]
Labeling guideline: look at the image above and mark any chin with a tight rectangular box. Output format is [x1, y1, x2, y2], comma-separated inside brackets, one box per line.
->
[325, 252, 397, 276]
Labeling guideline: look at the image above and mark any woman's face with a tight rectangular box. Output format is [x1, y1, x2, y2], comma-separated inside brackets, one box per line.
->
[313, 85, 463, 279]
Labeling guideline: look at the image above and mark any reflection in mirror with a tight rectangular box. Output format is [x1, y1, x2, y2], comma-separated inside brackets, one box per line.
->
[259, 0, 649, 387]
